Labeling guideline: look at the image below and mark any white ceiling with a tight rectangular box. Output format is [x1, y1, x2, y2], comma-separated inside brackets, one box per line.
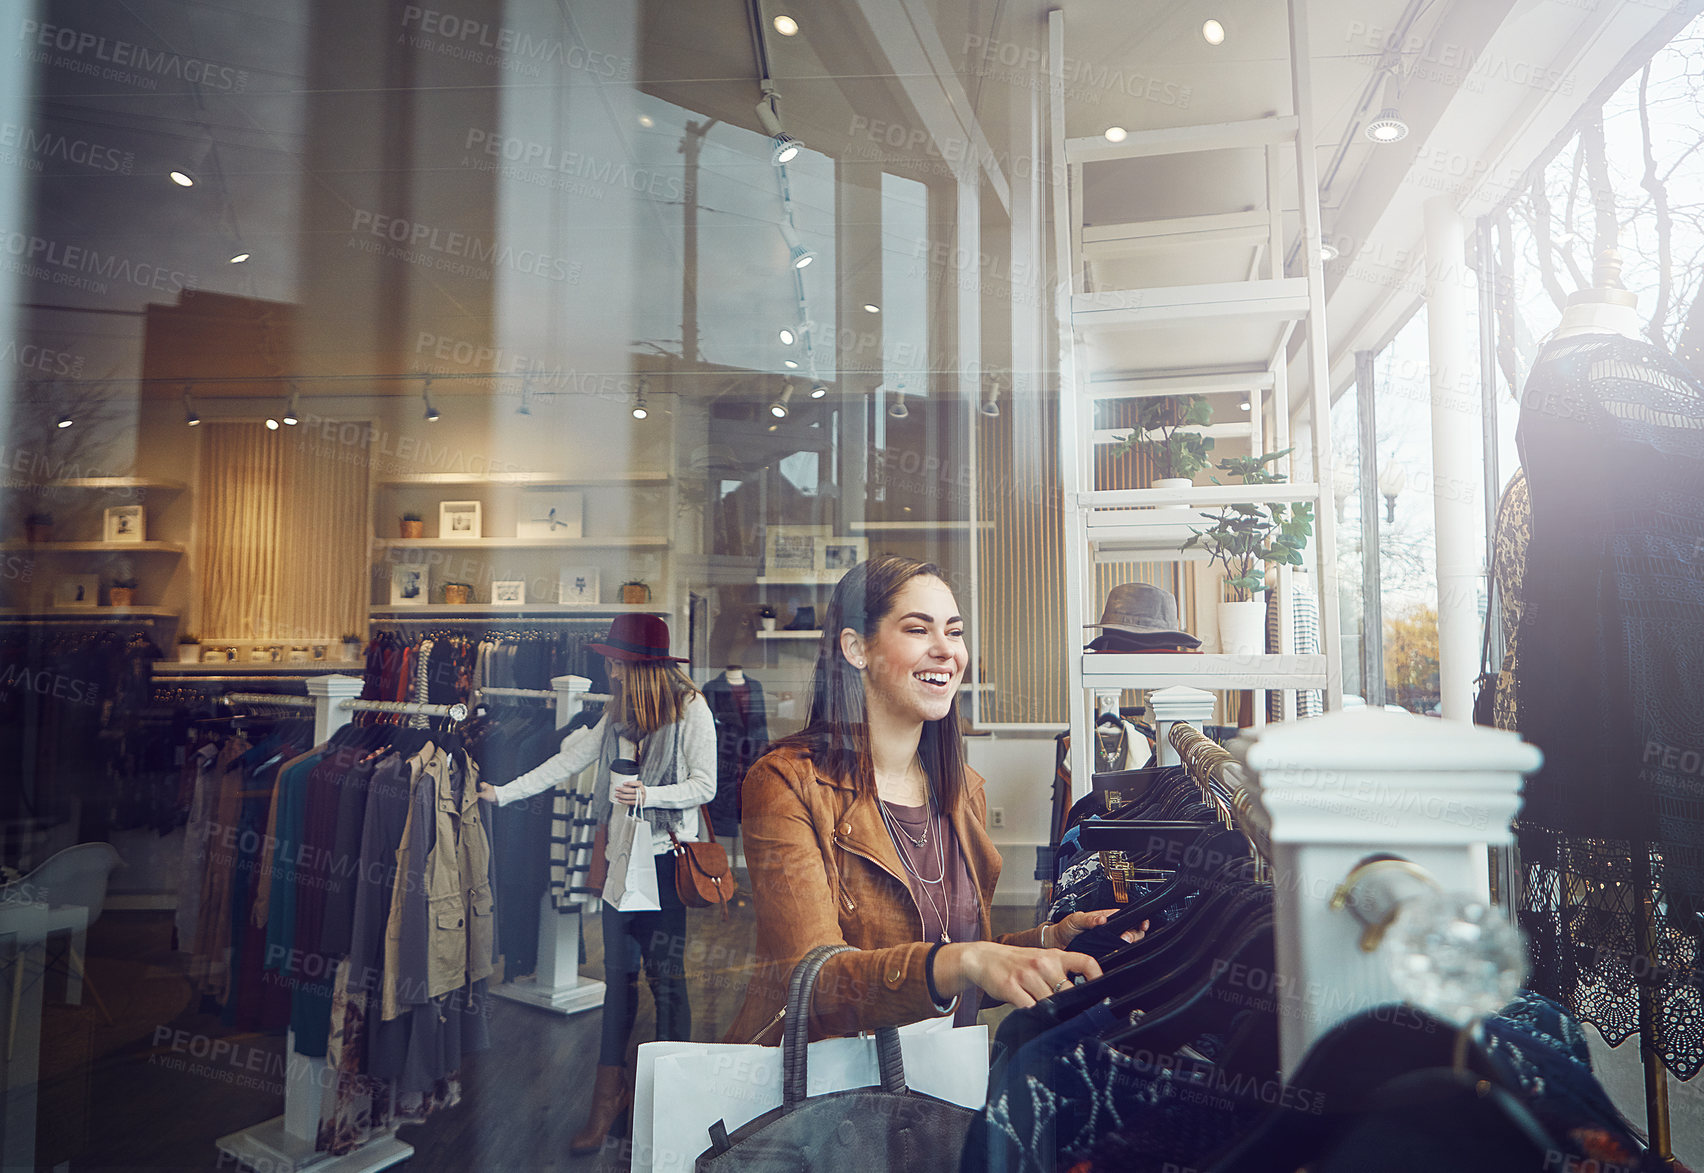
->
[4, 0, 1695, 405]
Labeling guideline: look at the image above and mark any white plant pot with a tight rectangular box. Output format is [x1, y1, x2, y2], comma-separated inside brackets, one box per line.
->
[1217, 598, 1267, 657]
[1144, 476, 1199, 526]
[761, 618, 777, 632]
[177, 644, 201, 664]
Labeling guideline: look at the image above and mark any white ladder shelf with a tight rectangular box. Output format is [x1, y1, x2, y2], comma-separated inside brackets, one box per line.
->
[1050, 0, 1344, 793]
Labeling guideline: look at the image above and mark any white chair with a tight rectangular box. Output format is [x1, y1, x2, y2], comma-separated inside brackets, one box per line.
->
[3, 842, 124, 1051]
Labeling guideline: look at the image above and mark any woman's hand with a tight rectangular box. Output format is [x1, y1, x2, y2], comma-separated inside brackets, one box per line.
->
[611, 778, 645, 807]
[932, 941, 1103, 1009]
[476, 781, 499, 803]
[1048, 910, 1149, 951]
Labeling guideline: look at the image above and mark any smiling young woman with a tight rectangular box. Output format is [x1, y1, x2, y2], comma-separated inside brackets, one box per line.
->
[725, 554, 1143, 1046]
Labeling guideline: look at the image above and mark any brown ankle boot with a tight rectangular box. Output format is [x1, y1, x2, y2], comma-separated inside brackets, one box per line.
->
[569, 1064, 633, 1155]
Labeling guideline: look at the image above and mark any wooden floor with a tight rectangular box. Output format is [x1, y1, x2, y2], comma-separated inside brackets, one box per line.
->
[50, 888, 1033, 1170]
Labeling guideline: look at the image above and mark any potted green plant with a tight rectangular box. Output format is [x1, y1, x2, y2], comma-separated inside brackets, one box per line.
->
[24, 510, 54, 543]
[621, 579, 651, 605]
[1116, 395, 1215, 488]
[176, 631, 201, 663]
[339, 633, 363, 661]
[400, 511, 424, 539]
[1182, 449, 1314, 655]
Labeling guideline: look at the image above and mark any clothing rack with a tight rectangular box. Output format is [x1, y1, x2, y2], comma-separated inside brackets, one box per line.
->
[214, 676, 515, 1173]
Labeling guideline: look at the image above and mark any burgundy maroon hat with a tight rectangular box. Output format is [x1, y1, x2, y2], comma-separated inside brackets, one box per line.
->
[589, 613, 688, 663]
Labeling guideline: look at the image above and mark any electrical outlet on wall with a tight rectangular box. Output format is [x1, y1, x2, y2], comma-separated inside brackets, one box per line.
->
[989, 807, 1005, 829]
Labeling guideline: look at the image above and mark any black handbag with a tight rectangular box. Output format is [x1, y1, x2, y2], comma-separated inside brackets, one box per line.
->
[695, 944, 977, 1172]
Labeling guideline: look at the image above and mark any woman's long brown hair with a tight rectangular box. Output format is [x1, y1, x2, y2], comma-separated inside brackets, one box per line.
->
[776, 554, 968, 813]
[608, 660, 699, 736]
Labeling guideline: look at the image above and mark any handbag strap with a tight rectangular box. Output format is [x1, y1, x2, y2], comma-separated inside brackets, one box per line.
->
[781, 944, 907, 1106]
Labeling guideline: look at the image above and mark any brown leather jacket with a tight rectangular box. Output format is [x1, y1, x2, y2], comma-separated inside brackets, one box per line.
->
[724, 743, 1044, 1045]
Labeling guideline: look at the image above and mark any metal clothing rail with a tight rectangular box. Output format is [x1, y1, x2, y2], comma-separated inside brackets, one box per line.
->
[340, 698, 470, 721]
[367, 616, 616, 626]
[222, 692, 315, 709]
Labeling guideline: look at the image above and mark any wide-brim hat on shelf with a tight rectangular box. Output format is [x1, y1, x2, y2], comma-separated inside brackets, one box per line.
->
[1084, 581, 1200, 648]
[589, 613, 688, 663]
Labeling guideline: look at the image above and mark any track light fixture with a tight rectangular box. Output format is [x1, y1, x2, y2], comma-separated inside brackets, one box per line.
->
[422, 379, 440, 422]
[282, 385, 300, 426]
[981, 382, 1001, 418]
[183, 387, 201, 427]
[755, 87, 801, 165]
[809, 382, 827, 399]
[887, 385, 909, 420]
[779, 221, 814, 269]
[769, 381, 794, 419]
[1365, 72, 1408, 143]
[633, 377, 650, 420]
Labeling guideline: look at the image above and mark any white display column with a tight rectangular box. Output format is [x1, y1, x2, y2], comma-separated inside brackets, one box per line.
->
[1423, 196, 1483, 723]
[493, 675, 605, 1015]
[1232, 708, 1536, 1074]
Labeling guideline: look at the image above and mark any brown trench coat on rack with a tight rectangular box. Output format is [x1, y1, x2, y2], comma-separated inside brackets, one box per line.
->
[724, 744, 1046, 1045]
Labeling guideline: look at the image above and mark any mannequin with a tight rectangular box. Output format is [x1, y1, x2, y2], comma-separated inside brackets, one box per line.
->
[1548, 251, 1642, 341]
[703, 666, 769, 829]
[1513, 243, 1704, 1102]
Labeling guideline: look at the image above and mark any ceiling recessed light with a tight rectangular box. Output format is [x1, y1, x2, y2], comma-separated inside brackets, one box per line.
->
[1320, 241, 1339, 261]
[773, 14, 799, 36]
[779, 327, 796, 346]
[229, 252, 250, 264]
[809, 383, 828, 399]
[1202, 19, 1226, 46]
[55, 413, 73, 429]
[1104, 126, 1128, 143]
[169, 171, 195, 187]
[265, 417, 280, 430]
[863, 303, 880, 314]
[783, 359, 799, 369]
[1240, 401, 1251, 412]
[638, 114, 655, 128]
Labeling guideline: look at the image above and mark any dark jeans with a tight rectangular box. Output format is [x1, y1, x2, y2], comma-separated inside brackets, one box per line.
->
[599, 852, 690, 1065]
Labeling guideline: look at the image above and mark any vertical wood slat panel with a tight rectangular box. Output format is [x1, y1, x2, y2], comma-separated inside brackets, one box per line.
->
[198, 421, 370, 642]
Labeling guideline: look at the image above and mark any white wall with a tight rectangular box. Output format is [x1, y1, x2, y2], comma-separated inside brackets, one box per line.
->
[968, 730, 1061, 906]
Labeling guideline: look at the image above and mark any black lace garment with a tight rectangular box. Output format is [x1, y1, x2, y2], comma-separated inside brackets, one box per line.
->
[1513, 332, 1704, 1077]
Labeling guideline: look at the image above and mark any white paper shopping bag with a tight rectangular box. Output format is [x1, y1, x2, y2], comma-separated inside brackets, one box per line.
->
[603, 803, 660, 912]
[634, 1019, 988, 1173]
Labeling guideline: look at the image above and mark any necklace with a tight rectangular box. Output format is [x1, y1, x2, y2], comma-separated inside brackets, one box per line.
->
[879, 790, 952, 943]
[877, 757, 929, 846]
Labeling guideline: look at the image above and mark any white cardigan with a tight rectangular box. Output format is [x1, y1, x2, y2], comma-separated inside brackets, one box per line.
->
[490, 693, 718, 852]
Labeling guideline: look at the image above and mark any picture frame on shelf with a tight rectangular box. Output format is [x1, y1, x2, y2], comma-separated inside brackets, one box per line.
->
[558, 567, 600, 605]
[439, 500, 482, 540]
[516, 489, 584, 539]
[491, 580, 525, 606]
[103, 505, 145, 543]
[52, 575, 99, 608]
[390, 563, 428, 606]
[763, 524, 831, 582]
[817, 537, 868, 576]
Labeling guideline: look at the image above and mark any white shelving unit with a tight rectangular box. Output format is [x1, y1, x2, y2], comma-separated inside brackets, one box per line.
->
[373, 468, 678, 638]
[1050, 1, 1342, 793]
